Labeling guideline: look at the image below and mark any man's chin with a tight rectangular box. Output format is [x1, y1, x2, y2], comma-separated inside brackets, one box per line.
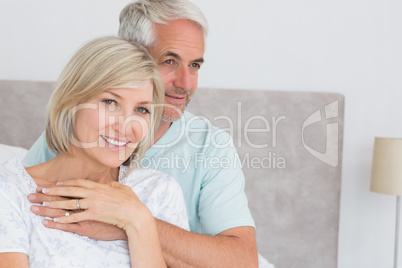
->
[161, 113, 181, 122]
[161, 107, 185, 122]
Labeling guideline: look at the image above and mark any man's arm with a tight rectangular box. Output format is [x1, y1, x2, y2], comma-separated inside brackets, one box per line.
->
[156, 220, 258, 268]
[30, 197, 258, 268]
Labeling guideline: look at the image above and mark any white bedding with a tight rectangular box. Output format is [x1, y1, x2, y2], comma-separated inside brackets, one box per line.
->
[0, 144, 28, 164]
[0, 143, 275, 267]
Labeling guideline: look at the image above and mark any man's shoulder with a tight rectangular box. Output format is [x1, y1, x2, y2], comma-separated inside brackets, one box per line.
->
[158, 111, 236, 152]
[181, 111, 229, 134]
[148, 111, 235, 155]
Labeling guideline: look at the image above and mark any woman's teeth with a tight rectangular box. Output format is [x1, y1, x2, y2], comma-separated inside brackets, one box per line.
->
[101, 135, 128, 147]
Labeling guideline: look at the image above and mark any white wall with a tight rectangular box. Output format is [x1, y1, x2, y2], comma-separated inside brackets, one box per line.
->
[1, 1, 402, 267]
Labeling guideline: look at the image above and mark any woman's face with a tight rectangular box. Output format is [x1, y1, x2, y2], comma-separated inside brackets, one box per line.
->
[72, 81, 153, 168]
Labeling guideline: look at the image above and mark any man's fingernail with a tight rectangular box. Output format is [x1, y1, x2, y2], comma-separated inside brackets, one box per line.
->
[43, 202, 50, 207]
[53, 218, 60, 222]
[56, 182, 63, 186]
[42, 219, 50, 225]
[28, 194, 35, 201]
[42, 188, 49, 194]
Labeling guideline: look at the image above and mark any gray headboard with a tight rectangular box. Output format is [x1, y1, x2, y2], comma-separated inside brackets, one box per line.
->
[188, 88, 344, 268]
[0, 80, 344, 268]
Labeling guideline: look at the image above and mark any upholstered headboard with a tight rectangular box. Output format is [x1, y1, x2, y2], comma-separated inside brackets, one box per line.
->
[0, 80, 344, 268]
[188, 88, 344, 268]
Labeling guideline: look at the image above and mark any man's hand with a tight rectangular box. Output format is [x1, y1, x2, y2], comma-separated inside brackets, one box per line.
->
[156, 220, 258, 268]
[28, 187, 127, 241]
[42, 219, 127, 241]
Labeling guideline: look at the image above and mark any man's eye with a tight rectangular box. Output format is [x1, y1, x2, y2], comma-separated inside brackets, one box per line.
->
[190, 63, 201, 69]
[136, 107, 150, 114]
[164, 59, 174, 65]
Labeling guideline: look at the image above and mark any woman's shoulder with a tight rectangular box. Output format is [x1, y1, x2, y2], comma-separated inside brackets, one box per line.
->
[0, 157, 33, 194]
[120, 166, 181, 192]
[0, 157, 25, 179]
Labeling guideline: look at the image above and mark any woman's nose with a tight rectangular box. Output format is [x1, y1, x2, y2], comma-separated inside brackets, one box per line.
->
[110, 114, 150, 144]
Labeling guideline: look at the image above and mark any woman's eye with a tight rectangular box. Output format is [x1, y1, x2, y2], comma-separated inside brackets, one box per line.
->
[102, 99, 118, 111]
[103, 99, 116, 105]
[136, 107, 150, 114]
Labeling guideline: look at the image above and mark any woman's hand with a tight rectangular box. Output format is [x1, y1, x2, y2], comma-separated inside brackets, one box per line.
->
[29, 189, 128, 240]
[35, 179, 166, 267]
[38, 179, 152, 233]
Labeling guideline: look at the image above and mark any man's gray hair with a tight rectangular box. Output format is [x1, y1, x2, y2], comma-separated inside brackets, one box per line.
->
[118, 0, 208, 47]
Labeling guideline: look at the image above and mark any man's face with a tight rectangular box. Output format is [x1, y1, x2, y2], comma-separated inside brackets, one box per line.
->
[148, 19, 205, 122]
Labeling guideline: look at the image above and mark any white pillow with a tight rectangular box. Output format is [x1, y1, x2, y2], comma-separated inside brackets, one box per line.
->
[0, 144, 28, 164]
[258, 253, 275, 268]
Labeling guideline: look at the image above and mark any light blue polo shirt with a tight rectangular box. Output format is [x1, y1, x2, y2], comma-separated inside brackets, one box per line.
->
[24, 111, 255, 235]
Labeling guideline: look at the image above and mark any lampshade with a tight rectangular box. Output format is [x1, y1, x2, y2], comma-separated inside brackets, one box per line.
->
[371, 137, 402, 196]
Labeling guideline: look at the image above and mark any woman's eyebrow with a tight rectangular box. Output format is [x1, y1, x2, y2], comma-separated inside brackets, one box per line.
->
[103, 91, 153, 104]
[138, 101, 152, 105]
[104, 90, 122, 99]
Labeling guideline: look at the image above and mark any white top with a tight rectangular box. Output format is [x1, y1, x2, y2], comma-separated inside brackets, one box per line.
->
[0, 157, 189, 267]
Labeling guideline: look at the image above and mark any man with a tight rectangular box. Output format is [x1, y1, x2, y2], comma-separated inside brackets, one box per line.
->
[24, 0, 258, 267]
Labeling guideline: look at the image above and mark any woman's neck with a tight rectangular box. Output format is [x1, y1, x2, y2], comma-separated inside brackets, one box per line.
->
[26, 152, 119, 185]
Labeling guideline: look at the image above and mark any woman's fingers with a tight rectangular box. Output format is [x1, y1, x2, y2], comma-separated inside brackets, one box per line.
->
[31, 205, 67, 218]
[32, 202, 88, 224]
[40, 185, 89, 199]
[39, 179, 110, 200]
[42, 198, 85, 210]
[28, 192, 71, 204]
[35, 180, 144, 228]
[53, 208, 91, 224]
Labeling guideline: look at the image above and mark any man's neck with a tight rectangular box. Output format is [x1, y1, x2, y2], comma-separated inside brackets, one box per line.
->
[153, 120, 173, 146]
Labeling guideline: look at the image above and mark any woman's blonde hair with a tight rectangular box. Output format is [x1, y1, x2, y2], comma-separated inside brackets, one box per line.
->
[46, 36, 164, 166]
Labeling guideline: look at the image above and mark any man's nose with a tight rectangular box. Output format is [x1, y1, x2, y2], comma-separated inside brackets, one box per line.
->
[173, 65, 193, 91]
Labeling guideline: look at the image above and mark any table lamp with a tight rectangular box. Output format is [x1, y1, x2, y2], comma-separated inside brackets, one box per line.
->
[370, 137, 402, 268]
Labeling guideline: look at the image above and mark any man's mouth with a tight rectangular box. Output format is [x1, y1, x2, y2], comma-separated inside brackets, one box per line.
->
[100, 135, 129, 147]
[165, 93, 185, 99]
[165, 93, 189, 104]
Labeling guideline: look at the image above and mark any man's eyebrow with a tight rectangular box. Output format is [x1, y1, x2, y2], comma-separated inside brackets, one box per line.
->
[165, 51, 204, 64]
[193, 57, 204, 64]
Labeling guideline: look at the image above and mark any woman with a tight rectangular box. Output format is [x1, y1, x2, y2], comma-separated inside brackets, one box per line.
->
[0, 36, 188, 267]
